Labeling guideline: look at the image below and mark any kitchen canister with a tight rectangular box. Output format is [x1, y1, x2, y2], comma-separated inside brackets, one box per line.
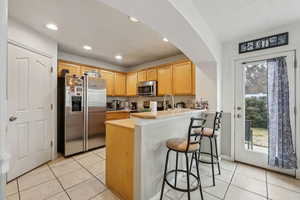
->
[150, 101, 157, 112]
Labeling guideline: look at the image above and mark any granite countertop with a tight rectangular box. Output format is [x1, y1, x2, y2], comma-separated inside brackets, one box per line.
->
[105, 119, 135, 129]
[130, 109, 202, 119]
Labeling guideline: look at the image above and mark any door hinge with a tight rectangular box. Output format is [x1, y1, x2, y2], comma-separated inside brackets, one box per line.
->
[50, 140, 53, 147]
[50, 104, 53, 110]
[294, 106, 297, 115]
[50, 66, 54, 73]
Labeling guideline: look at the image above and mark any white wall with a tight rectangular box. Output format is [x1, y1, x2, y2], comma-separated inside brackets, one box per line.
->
[196, 62, 217, 111]
[222, 21, 300, 177]
[58, 51, 126, 72]
[129, 54, 187, 71]
[0, 0, 8, 197]
[8, 18, 59, 159]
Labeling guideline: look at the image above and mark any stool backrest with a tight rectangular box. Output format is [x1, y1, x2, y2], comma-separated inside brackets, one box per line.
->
[186, 117, 206, 152]
[212, 111, 223, 136]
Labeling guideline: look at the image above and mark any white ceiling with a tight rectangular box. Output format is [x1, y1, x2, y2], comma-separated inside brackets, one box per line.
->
[8, 0, 182, 67]
[194, 0, 300, 42]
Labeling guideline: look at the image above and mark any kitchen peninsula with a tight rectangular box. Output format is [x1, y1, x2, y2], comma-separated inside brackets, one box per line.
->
[105, 109, 204, 200]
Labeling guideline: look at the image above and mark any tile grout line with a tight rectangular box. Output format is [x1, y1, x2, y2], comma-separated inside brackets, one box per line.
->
[16, 178, 21, 200]
[266, 171, 269, 199]
[222, 162, 238, 199]
[47, 163, 72, 200]
[71, 154, 108, 198]
[227, 165, 269, 199]
[75, 151, 106, 184]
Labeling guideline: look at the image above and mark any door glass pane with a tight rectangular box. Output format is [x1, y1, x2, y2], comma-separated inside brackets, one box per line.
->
[244, 61, 268, 153]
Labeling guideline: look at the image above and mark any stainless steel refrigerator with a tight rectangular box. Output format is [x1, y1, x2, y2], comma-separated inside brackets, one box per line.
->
[57, 74, 106, 157]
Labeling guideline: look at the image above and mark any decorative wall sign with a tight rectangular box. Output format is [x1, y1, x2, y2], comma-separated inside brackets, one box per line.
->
[239, 32, 288, 54]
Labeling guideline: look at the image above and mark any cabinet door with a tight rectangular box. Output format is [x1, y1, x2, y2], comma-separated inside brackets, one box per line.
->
[157, 65, 172, 95]
[101, 70, 115, 96]
[126, 72, 137, 96]
[192, 63, 195, 95]
[172, 61, 192, 95]
[146, 68, 157, 81]
[137, 70, 147, 82]
[115, 72, 126, 96]
[58, 61, 81, 77]
[80, 66, 98, 76]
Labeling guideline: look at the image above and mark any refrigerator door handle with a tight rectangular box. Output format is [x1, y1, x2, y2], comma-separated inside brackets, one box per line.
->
[84, 75, 88, 151]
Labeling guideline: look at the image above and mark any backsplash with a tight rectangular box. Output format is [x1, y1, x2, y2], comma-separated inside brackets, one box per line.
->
[107, 96, 196, 109]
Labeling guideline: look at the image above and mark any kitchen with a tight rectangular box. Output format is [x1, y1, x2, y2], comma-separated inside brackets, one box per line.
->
[3, 0, 216, 199]
[3, 0, 300, 200]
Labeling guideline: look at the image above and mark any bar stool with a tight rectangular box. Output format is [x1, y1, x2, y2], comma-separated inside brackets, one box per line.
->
[160, 118, 205, 200]
[193, 111, 223, 186]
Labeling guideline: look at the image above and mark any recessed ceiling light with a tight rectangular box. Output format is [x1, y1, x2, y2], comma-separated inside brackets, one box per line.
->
[115, 55, 123, 60]
[163, 37, 169, 42]
[129, 16, 139, 23]
[46, 23, 58, 31]
[83, 45, 92, 50]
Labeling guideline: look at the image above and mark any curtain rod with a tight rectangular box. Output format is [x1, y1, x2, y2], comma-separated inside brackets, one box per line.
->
[242, 56, 287, 65]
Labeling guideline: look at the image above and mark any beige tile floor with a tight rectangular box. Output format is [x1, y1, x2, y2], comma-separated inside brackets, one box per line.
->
[5, 148, 300, 200]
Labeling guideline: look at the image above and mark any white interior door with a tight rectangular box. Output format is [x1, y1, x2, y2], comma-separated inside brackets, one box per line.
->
[7, 43, 52, 181]
[234, 51, 296, 176]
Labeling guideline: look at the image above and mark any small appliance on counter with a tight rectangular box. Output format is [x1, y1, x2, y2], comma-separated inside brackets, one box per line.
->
[157, 101, 165, 111]
[150, 101, 157, 112]
[130, 102, 138, 111]
[143, 100, 150, 109]
[176, 101, 186, 109]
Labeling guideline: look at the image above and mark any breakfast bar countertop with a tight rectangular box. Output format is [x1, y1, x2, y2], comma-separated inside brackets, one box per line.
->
[105, 119, 135, 129]
[130, 108, 203, 119]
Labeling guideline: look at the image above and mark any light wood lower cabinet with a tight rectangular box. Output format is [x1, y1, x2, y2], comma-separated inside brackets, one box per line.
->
[114, 72, 126, 96]
[101, 70, 115, 96]
[172, 61, 192, 95]
[126, 72, 137, 96]
[157, 65, 173, 95]
[106, 122, 134, 200]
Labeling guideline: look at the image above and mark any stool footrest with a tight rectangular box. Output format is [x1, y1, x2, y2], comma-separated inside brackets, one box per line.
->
[164, 169, 200, 192]
[198, 152, 220, 164]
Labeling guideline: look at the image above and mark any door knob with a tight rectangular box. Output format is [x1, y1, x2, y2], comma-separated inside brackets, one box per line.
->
[9, 116, 17, 122]
[236, 114, 242, 118]
[237, 106, 242, 110]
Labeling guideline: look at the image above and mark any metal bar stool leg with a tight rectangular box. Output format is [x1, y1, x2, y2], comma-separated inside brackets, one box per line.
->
[175, 152, 179, 187]
[185, 153, 191, 200]
[214, 137, 221, 175]
[209, 137, 215, 186]
[160, 149, 171, 200]
[197, 135, 203, 162]
[194, 152, 204, 200]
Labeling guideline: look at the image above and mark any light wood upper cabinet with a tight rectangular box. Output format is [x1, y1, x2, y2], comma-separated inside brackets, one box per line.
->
[172, 61, 192, 95]
[192, 64, 195, 95]
[126, 72, 137, 96]
[114, 72, 126, 96]
[157, 65, 173, 96]
[101, 70, 115, 96]
[80, 66, 98, 76]
[58, 61, 81, 77]
[137, 70, 147, 82]
[146, 68, 157, 81]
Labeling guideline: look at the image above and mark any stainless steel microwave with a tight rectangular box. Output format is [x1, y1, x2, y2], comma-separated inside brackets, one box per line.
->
[137, 81, 157, 96]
